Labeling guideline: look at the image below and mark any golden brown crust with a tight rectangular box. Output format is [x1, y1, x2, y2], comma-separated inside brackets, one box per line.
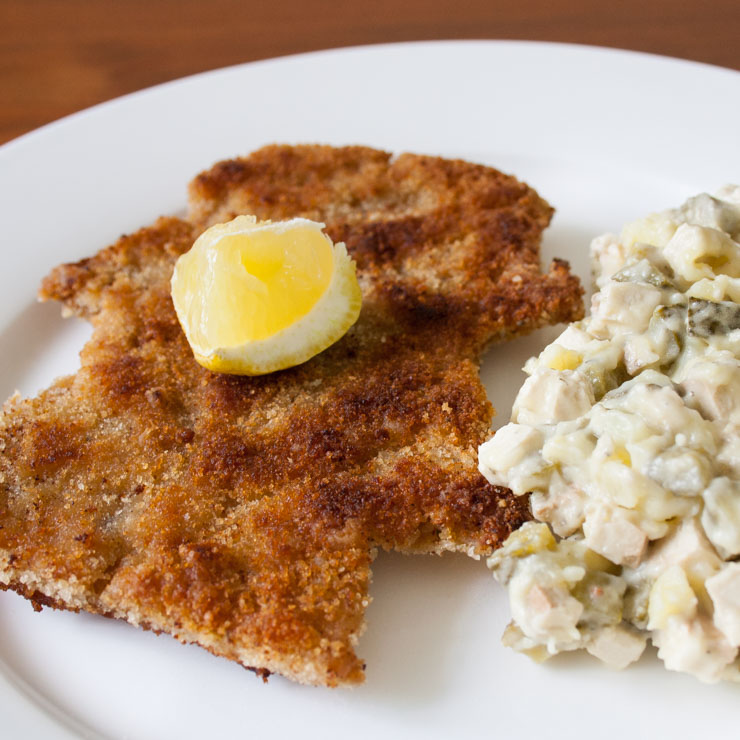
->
[0, 145, 582, 686]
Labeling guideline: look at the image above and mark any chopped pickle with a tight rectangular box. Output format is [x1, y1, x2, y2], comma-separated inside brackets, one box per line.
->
[481, 187, 740, 683]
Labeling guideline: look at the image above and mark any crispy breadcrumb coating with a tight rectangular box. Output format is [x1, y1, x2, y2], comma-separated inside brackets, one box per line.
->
[0, 145, 582, 685]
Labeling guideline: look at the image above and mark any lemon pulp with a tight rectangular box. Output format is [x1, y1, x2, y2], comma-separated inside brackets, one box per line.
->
[171, 216, 362, 375]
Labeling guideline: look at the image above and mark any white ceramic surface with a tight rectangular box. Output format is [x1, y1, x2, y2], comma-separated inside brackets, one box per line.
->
[0, 41, 738, 740]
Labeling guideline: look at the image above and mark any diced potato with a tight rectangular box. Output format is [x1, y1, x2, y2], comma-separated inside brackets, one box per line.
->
[512, 369, 594, 425]
[478, 423, 543, 487]
[542, 345, 583, 371]
[654, 615, 737, 683]
[664, 223, 740, 285]
[702, 478, 740, 559]
[501, 623, 551, 663]
[481, 188, 740, 683]
[591, 232, 630, 288]
[510, 580, 583, 650]
[590, 281, 662, 334]
[680, 356, 740, 423]
[621, 213, 678, 251]
[529, 477, 585, 537]
[554, 324, 593, 352]
[542, 428, 595, 468]
[623, 334, 660, 375]
[678, 192, 740, 236]
[583, 508, 648, 567]
[647, 565, 697, 630]
[586, 624, 647, 669]
[489, 521, 556, 564]
[706, 564, 740, 646]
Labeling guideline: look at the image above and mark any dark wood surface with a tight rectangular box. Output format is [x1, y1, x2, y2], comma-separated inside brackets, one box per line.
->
[2, 0, 739, 145]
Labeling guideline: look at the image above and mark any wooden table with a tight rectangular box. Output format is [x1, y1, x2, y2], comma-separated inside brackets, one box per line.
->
[2, 0, 739, 145]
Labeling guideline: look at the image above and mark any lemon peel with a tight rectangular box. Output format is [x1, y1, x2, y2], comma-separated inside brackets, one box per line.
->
[171, 215, 362, 375]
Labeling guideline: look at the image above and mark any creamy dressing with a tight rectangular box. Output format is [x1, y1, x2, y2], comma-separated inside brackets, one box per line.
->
[480, 187, 740, 682]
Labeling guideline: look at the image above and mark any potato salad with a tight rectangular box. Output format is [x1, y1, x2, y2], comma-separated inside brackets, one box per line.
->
[479, 186, 740, 682]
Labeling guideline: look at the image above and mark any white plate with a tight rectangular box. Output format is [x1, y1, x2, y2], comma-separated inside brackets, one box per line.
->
[0, 41, 738, 740]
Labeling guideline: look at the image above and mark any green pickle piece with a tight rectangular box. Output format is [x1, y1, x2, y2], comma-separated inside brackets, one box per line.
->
[687, 298, 740, 337]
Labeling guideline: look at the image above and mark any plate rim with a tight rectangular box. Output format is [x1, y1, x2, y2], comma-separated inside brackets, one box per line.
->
[2, 38, 739, 156]
[0, 38, 738, 740]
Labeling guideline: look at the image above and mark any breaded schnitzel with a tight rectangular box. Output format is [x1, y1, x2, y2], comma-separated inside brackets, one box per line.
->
[0, 145, 583, 686]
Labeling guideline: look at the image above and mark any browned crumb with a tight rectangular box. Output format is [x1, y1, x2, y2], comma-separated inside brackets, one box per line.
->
[0, 145, 582, 686]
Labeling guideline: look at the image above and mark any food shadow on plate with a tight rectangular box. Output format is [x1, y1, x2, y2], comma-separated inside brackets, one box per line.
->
[0, 300, 91, 400]
[355, 550, 488, 706]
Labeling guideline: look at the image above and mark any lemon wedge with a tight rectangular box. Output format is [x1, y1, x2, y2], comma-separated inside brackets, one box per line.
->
[171, 215, 362, 375]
